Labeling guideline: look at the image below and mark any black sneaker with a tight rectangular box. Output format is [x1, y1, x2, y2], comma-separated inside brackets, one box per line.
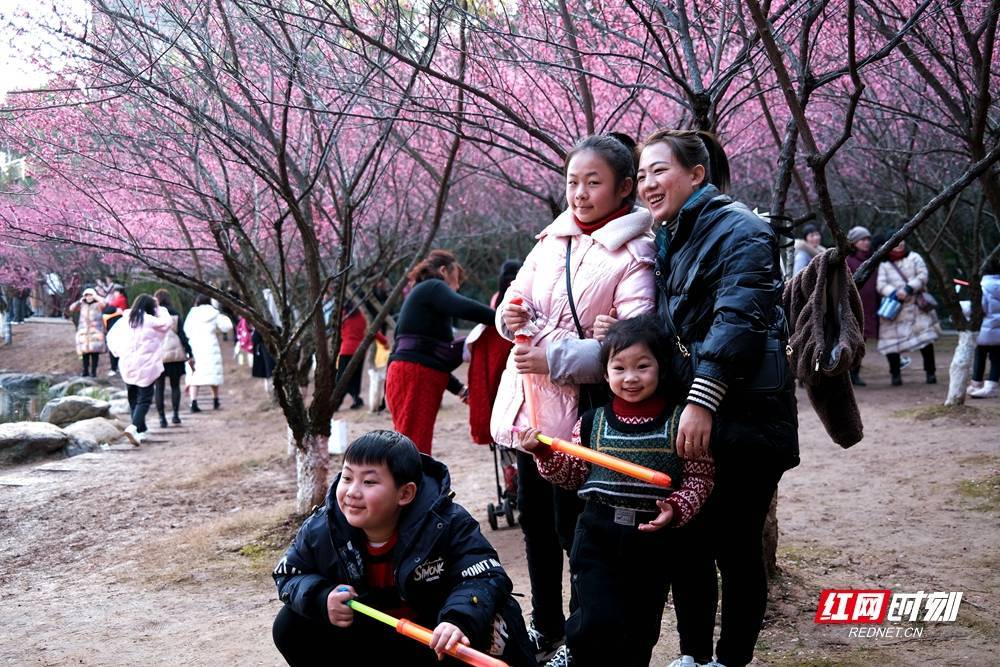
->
[191, 400, 202, 413]
[527, 620, 564, 665]
[350, 397, 364, 410]
[926, 373, 937, 384]
[159, 416, 168, 428]
[171, 415, 181, 425]
[213, 397, 220, 410]
[544, 645, 572, 667]
[891, 374, 903, 386]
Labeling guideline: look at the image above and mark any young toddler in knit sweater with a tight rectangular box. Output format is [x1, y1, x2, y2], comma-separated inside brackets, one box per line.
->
[519, 314, 715, 667]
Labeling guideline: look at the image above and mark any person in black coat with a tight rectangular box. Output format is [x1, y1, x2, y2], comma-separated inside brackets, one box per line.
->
[636, 130, 798, 667]
[272, 430, 533, 667]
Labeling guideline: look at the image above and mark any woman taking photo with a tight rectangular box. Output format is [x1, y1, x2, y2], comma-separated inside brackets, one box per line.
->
[68, 288, 106, 377]
[386, 249, 494, 455]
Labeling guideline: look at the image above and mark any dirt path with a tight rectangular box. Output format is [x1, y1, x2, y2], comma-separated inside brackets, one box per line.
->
[1, 320, 997, 665]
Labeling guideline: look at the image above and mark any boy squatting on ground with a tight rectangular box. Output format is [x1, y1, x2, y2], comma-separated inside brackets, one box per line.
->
[518, 315, 716, 667]
[272, 430, 535, 666]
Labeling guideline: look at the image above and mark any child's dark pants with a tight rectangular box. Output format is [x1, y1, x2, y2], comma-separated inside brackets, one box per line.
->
[273, 606, 441, 666]
[516, 451, 583, 639]
[564, 500, 673, 667]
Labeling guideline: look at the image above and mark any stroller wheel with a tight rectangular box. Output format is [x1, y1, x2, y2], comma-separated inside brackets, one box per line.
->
[487, 503, 499, 531]
[504, 500, 516, 527]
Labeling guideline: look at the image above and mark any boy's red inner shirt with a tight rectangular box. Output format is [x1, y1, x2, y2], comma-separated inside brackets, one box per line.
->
[364, 532, 413, 619]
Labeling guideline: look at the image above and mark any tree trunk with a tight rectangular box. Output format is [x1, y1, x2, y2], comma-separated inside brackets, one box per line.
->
[945, 331, 976, 406]
[764, 491, 780, 580]
[293, 432, 330, 513]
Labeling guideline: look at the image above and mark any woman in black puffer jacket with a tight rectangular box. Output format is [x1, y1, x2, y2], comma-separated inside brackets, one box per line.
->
[637, 130, 798, 667]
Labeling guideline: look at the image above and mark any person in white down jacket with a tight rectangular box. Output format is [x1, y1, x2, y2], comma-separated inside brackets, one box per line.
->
[183, 293, 234, 411]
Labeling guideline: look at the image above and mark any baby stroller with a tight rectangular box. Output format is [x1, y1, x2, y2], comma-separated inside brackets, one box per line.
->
[486, 444, 518, 530]
[466, 320, 519, 531]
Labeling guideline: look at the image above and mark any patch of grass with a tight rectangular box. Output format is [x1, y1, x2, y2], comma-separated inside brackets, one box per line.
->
[778, 542, 840, 565]
[127, 502, 298, 586]
[894, 404, 981, 421]
[35, 377, 51, 401]
[76, 386, 113, 401]
[957, 473, 1000, 511]
[235, 513, 302, 567]
[958, 454, 999, 466]
[157, 451, 286, 491]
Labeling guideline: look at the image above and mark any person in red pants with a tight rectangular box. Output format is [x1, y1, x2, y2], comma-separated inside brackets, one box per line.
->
[385, 250, 494, 455]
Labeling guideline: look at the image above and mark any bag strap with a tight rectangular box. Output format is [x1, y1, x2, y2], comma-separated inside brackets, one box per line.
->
[654, 261, 691, 359]
[565, 238, 587, 339]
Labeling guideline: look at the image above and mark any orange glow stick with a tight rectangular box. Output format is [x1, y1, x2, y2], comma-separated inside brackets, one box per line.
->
[346, 599, 508, 667]
[517, 428, 672, 487]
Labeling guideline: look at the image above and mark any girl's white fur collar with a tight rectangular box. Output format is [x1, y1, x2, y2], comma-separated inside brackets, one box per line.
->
[538, 206, 652, 252]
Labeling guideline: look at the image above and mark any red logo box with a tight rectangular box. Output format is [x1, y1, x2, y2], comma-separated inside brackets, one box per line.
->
[815, 589, 891, 624]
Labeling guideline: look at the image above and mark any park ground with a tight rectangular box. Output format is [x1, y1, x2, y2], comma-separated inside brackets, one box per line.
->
[1, 319, 998, 666]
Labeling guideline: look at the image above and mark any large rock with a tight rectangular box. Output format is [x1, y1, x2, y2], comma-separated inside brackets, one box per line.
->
[49, 377, 98, 397]
[0, 421, 70, 465]
[74, 386, 114, 401]
[39, 396, 111, 426]
[0, 372, 50, 393]
[64, 437, 98, 458]
[62, 417, 124, 447]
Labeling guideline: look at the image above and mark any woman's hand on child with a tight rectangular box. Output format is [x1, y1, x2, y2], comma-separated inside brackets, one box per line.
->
[327, 585, 356, 627]
[593, 308, 618, 342]
[518, 427, 542, 452]
[502, 302, 530, 332]
[676, 403, 713, 459]
[513, 345, 548, 374]
[430, 621, 470, 660]
[638, 499, 673, 532]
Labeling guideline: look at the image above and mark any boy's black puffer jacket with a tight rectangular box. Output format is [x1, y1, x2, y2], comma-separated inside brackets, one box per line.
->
[273, 455, 524, 652]
[655, 184, 799, 471]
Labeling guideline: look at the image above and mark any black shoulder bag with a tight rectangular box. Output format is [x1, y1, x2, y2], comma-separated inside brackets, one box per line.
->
[565, 238, 610, 415]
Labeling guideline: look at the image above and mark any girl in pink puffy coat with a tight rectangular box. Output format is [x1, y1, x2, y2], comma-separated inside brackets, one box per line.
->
[106, 293, 174, 445]
[488, 133, 656, 657]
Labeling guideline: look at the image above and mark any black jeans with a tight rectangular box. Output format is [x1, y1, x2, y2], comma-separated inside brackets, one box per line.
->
[972, 345, 1000, 382]
[887, 344, 935, 376]
[273, 604, 533, 667]
[672, 459, 783, 667]
[126, 384, 155, 433]
[81, 352, 99, 376]
[274, 606, 439, 666]
[337, 353, 363, 401]
[565, 501, 673, 667]
[516, 451, 583, 639]
[155, 362, 185, 419]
